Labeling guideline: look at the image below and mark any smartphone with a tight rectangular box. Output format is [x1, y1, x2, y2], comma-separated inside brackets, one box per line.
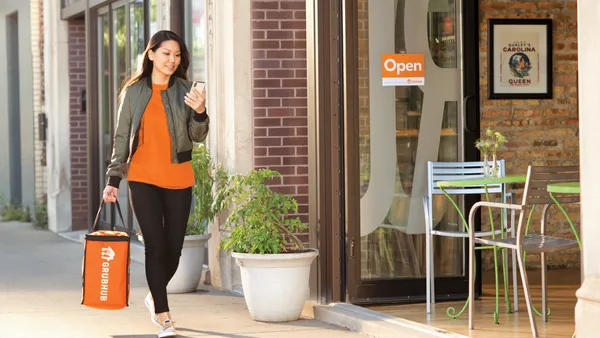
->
[192, 81, 206, 93]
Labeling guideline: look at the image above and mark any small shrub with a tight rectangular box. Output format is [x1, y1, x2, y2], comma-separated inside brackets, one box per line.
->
[34, 195, 48, 229]
[186, 143, 230, 236]
[1, 203, 31, 222]
[219, 169, 308, 255]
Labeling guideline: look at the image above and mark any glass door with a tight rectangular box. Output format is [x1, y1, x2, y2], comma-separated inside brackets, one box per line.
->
[345, 0, 481, 303]
[113, 1, 129, 227]
[95, 0, 146, 231]
[98, 8, 111, 224]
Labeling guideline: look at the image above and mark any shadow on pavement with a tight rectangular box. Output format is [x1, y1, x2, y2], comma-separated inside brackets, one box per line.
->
[112, 328, 254, 338]
[112, 336, 192, 338]
[179, 327, 253, 337]
[186, 289, 244, 298]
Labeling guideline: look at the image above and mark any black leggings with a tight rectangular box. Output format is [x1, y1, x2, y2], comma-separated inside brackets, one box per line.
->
[129, 181, 192, 314]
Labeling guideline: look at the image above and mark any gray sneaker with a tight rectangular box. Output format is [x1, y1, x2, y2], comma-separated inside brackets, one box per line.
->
[144, 292, 160, 327]
[158, 319, 177, 337]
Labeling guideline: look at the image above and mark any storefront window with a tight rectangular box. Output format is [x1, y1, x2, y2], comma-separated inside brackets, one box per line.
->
[62, 0, 84, 7]
[184, 0, 206, 81]
[357, 0, 462, 280]
[149, 0, 158, 37]
[130, 0, 145, 73]
[93, 0, 151, 230]
[98, 10, 110, 223]
[113, 4, 128, 227]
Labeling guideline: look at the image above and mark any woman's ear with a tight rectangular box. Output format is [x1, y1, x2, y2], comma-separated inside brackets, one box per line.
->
[148, 50, 155, 61]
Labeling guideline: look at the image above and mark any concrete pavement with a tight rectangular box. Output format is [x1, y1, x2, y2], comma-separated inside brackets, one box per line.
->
[0, 221, 364, 338]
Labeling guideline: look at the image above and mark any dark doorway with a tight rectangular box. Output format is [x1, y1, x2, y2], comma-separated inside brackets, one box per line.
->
[6, 12, 21, 205]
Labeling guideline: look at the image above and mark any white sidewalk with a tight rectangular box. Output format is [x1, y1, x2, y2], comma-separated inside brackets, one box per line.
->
[0, 221, 364, 338]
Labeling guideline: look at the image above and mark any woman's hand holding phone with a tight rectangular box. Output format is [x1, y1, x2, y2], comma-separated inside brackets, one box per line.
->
[185, 81, 207, 114]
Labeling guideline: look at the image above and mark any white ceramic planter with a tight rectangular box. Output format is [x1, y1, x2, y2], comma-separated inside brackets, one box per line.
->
[167, 234, 211, 294]
[232, 249, 319, 322]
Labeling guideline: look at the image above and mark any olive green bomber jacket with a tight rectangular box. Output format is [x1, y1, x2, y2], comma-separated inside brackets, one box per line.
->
[105, 76, 209, 188]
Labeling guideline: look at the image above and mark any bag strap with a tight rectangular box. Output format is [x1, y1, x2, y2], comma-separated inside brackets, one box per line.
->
[90, 200, 129, 234]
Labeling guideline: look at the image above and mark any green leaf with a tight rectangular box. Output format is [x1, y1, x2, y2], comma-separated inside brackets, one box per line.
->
[218, 168, 309, 255]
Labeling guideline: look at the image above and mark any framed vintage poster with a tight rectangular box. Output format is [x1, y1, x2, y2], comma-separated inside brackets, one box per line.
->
[488, 19, 553, 99]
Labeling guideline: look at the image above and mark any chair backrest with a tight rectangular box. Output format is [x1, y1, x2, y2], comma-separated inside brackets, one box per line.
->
[521, 165, 580, 206]
[427, 160, 506, 197]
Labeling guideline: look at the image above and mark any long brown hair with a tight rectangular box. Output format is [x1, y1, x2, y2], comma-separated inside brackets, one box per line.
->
[118, 30, 190, 104]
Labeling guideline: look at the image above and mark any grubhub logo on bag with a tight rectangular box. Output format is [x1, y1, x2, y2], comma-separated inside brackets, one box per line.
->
[101, 246, 115, 261]
[100, 246, 115, 301]
[82, 230, 130, 310]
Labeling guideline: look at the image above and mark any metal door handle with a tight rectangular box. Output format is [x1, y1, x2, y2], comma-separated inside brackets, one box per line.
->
[463, 95, 477, 133]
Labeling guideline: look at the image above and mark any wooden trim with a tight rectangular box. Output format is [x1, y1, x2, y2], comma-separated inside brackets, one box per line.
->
[307, 0, 343, 304]
[169, 0, 184, 36]
[328, 0, 343, 303]
[144, 0, 150, 44]
[86, 1, 101, 229]
[306, 0, 319, 302]
[341, 0, 360, 303]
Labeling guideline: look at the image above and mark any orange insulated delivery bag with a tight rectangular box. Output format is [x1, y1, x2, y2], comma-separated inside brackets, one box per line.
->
[81, 201, 131, 310]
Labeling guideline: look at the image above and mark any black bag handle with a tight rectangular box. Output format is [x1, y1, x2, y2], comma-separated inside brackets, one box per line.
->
[90, 200, 130, 234]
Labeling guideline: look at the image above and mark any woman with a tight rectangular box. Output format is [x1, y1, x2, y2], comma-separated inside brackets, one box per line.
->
[102, 30, 209, 338]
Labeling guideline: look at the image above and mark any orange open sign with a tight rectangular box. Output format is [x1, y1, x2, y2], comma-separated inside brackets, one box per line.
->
[381, 54, 425, 86]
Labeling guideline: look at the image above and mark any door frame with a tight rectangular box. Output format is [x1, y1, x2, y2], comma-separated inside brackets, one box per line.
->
[87, 0, 143, 231]
[307, 0, 344, 303]
[341, 0, 483, 304]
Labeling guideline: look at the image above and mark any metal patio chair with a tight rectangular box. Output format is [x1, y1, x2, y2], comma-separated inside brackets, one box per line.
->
[467, 165, 580, 337]
[424, 160, 515, 319]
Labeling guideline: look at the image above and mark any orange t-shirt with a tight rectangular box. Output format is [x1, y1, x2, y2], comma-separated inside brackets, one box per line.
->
[127, 83, 195, 189]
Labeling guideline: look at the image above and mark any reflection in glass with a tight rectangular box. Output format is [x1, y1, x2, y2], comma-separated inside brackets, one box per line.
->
[130, 1, 145, 74]
[358, 0, 461, 280]
[99, 13, 111, 223]
[149, 0, 158, 36]
[185, 0, 206, 81]
[113, 5, 128, 227]
[114, 6, 127, 96]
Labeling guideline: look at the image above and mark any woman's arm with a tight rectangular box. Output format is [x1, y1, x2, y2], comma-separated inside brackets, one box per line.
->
[185, 86, 210, 142]
[188, 110, 210, 143]
[106, 89, 133, 188]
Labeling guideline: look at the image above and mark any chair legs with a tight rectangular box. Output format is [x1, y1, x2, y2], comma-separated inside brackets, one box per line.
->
[512, 236, 519, 312]
[541, 252, 548, 322]
[468, 235, 475, 330]
[425, 218, 432, 314]
[516, 248, 539, 337]
[431, 243, 436, 305]
[492, 246, 500, 323]
[502, 247, 512, 313]
[469, 243, 541, 337]
[425, 232, 436, 314]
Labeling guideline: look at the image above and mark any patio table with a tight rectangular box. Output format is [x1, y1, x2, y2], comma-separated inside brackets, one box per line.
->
[436, 175, 526, 323]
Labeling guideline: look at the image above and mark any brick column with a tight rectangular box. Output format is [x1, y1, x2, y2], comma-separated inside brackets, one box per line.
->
[251, 0, 309, 234]
[68, 19, 88, 230]
[479, 0, 580, 268]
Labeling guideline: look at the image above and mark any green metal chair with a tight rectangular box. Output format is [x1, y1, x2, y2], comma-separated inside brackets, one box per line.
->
[424, 160, 515, 322]
[467, 165, 580, 337]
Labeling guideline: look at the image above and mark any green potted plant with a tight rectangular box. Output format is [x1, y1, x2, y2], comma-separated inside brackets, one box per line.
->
[167, 143, 229, 294]
[475, 128, 508, 177]
[219, 168, 318, 322]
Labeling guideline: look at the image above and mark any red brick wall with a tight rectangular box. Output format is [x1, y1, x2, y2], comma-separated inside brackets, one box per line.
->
[251, 1, 309, 231]
[68, 19, 88, 230]
[480, 0, 579, 268]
